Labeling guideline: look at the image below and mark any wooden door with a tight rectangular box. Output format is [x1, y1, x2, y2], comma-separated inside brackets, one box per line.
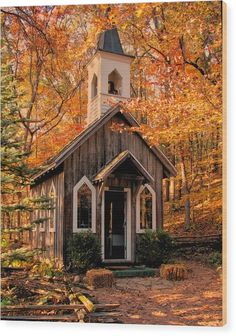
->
[104, 190, 127, 259]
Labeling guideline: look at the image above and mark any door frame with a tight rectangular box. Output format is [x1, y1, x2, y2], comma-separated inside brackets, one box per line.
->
[101, 187, 131, 262]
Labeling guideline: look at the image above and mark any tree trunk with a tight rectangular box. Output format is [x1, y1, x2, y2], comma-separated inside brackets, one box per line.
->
[169, 177, 175, 201]
[163, 179, 170, 202]
[176, 179, 182, 200]
[179, 154, 191, 230]
[184, 195, 191, 230]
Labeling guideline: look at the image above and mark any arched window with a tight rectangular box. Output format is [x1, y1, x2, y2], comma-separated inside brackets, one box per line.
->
[73, 176, 96, 233]
[39, 186, 46, 232]
[108, 69, 122, 95]
[136, 184, 156, 233]
[91, 74, 98, 99]
[49, 182, 56, 233]
[31, 190, 37, 232]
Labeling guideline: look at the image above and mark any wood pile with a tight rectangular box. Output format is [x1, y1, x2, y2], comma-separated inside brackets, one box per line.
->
[1, 303, 121, 322]
[160, 264, 188, 281]
[85, 268, 114, 288]
[1, 268, 120, 323]
[1, 304, 120, 322]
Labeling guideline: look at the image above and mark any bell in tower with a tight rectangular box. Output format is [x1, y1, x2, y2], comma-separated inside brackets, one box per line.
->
[86, 28, 134, 125]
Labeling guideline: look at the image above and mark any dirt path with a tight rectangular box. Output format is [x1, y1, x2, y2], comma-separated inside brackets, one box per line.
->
[91, 262, 223, 326]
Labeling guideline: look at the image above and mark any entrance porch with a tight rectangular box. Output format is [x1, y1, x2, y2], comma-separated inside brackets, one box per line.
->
[93, 150, 155, 263]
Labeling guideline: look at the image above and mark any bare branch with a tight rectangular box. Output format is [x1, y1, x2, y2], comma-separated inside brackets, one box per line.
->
[179, 35, 205, 76]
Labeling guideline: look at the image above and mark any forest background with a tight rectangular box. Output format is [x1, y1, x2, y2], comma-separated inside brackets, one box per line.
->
[1, 1, 223, 237]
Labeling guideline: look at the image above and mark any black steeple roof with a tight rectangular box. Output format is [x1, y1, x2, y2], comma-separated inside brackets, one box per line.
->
[97, 27, 124, 55]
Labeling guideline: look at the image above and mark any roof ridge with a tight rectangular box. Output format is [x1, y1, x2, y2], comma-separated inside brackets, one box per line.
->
[33, 105, 177, 181]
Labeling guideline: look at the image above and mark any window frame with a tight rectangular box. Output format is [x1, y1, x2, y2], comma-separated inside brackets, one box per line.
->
[73, 176, 96, 233]
[39, 186, 46, 232]
[91, 73, 98, 99]
[108, 69, 122, 96]
[49, 181, 56, 233]
[31, 190, 37, 232]
[136, 184, 156, 233]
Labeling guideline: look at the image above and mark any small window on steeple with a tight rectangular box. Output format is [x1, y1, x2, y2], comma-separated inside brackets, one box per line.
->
[108, 69, 122, 95]
[91, 74, 98, 99]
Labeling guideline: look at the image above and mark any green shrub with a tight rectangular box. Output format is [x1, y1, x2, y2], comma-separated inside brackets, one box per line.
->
[1, 248, 38, 268]
[208, 251, 222, 267]
[156, 230, 173, 263]
[67, 231, 102, 273]
[30, 258, 64, 277]
[136, 230, 173, 267]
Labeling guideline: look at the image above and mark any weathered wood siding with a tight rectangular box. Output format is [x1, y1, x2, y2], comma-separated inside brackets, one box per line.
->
[31, 172, 64, 263]
[63, 114, 164, 262]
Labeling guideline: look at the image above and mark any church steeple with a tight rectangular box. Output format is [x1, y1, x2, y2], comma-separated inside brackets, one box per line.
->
[97, 27, 124, 55]
[86, 27, 133, 125]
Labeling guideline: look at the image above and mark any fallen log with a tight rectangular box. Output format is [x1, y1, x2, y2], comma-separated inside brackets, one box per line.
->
[1, 304, 84, 312]
[1, 314, 77, 322]
[1, 303, 120, 313]
[89, 311, 122, 318]
[78, 294, 94, 313]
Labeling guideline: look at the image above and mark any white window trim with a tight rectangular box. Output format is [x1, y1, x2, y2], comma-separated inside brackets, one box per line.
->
[136, 184, 156, 233]
[73, 176, 96, 233]
[49, 181, 56, 233]
[108, 68, 123, 96]
[39, 186, 46, 232]
[91, 73, 98, 99]
[31, 191, 37, 232]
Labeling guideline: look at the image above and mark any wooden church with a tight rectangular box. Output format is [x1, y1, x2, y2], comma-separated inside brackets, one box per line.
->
[31, 28, 177, 264]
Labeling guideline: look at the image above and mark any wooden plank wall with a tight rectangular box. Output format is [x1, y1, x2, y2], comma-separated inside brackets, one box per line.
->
[31, 172, 64, 263]
[63, 114, 164, 262]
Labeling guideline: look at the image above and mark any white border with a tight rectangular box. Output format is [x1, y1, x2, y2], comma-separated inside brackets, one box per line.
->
[136, 184, 156, 233]
[101, 187, 131, 261]
[73, 176, 96, 233]
[1, 1, 235, 336]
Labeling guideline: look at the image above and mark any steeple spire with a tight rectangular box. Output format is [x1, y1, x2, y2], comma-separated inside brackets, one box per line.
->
[97, 27, 124, 55]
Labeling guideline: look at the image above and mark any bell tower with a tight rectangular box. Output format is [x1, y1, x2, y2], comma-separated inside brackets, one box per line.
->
[86, 28, 133, 125]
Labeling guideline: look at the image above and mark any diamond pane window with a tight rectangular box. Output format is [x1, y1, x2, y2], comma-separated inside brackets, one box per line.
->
[77, 183, 92, 229]
[140, 187, 153, 230]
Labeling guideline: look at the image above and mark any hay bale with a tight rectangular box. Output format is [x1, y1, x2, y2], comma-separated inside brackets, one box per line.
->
[160, 264, 188, 281]
[86, 268, 114, 288]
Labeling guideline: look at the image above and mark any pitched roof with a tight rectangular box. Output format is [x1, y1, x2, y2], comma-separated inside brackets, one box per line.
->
[97, 27, 124, 55]
[96, 27, 134, 59]
[93, 150, 154, 183]
[33, 104, 177, 181]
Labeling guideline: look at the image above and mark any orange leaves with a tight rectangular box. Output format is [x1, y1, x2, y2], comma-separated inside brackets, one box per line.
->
[2, 2, 222, 168]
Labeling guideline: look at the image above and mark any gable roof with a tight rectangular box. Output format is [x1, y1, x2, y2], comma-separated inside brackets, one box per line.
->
[93, 150, 154, 183]
[33, 104, 177, 181]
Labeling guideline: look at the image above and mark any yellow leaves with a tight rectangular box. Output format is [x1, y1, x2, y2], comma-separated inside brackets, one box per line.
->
[2, 2, 222, 168]
[136, 8, 144, 19]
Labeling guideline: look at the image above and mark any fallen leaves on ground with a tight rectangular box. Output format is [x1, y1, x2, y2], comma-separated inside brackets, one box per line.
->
[91, 261, 223, 326]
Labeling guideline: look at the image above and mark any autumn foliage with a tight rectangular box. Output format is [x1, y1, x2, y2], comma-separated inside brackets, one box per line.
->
[1, 2, 223, 235]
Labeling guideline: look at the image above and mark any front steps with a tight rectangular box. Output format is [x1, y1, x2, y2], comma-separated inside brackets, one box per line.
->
[108, 266, 157, 278]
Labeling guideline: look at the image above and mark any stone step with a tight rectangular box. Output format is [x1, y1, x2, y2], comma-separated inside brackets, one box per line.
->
[112, 268, 156, 278]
